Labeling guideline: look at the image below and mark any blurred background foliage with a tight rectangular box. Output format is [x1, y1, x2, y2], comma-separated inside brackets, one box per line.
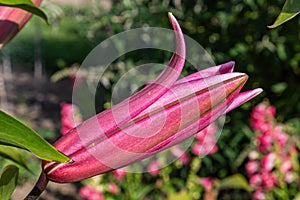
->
[3, 0, 300, 117]
[1, 0, 299, 199]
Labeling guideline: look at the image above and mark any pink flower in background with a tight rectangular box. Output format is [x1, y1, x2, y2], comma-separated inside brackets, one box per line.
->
[285, 172, 295, 183]
[199, 177, 213, 191]
[171, 146, 190, 165]
[245, 160, 259, 174]
[60, 102, 82, 135]
[256, 132, 273, 153]
[112, 167, 127, 181]
[280, 157, 293, 173]
[178, 151, 190, 165]
[108, 183, 119, 194]
[249, 174, 262, 188]
[250, 102, 275, 133]
[192, 141, 218, 156]
[192, 123, 218, 156]
[79, 185, 104, 200]
[273, 125, 288, 147]
[261, 172, 276, 190]
[252, 188, 265, 200]
[261, 153, 276, 172]
[247, 102, 299, 199]
[147, 160, 161, 176]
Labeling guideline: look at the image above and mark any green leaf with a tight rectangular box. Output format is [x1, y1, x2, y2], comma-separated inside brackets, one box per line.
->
[135, 185, 153, 199]
[268, 0, 300, 28]
[0, 110, 71, 163]
[294, 192, 300, 200]
[0, 144, 30, 171]
[0, 0, 48, 23]
[0, 139, 27, 150]
[168, 191, 191, 200]
[218, 174, 252, 192]
[0, 165, 19, 200]
[271, 82, 288, 94]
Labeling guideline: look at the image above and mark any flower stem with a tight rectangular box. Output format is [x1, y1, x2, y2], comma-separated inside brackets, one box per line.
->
[24, 171, 49, 200]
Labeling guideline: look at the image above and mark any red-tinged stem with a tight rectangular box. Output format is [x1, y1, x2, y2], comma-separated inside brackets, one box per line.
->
[24, 171, 48, 200]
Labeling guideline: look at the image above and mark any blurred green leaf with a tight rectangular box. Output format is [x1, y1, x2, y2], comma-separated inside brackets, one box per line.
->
[219, 174, 252, 192]
[0, 165, 19, 200]
[285, 118, 300, 135]
[168, 191, 191, 200]
[0, 110, 71, 163]
[271, 82, 288, 94]
[135, 185, 153, 199]
[0, 144, 30, 171]
[294, 193, 300, 200]
[268, 0, 300, 28]
[0, 0, 48, 23]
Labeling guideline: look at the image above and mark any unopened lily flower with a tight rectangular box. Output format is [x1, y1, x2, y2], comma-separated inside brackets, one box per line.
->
[25, 13, 262, 199]
[0, 0, 42, 49]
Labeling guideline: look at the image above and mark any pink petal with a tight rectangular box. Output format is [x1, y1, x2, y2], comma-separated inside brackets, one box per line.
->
[175, 61, 235, 84]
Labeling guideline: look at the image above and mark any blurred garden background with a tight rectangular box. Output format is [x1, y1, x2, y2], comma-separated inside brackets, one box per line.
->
[0, 0, 299, 199]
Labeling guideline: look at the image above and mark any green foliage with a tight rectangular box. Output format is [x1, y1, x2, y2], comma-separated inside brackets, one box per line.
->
[0, 0, 47, 23]
[218, 174, 251, 192]
[0, 165, 19, 200]
[5, 0, 299, 118]
[268, 0, 300, 28]
[168, 191, 190, 200]
[0, 144, 30, 171]
[0, 110, 70, 163]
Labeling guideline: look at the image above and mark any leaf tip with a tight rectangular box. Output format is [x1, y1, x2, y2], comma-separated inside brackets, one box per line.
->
[267, 23, 280, 29]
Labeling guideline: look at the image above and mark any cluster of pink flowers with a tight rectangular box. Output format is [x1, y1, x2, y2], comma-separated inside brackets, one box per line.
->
[246, 102, 299, 199]
[60, 102, 82, 135]
[79, 174, 121, 200]
[79, 185, 104, 200]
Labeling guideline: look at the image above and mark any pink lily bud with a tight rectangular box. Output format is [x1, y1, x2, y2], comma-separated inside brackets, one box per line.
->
[0, 0, 42, 49]
[40, 14, 262, 183]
